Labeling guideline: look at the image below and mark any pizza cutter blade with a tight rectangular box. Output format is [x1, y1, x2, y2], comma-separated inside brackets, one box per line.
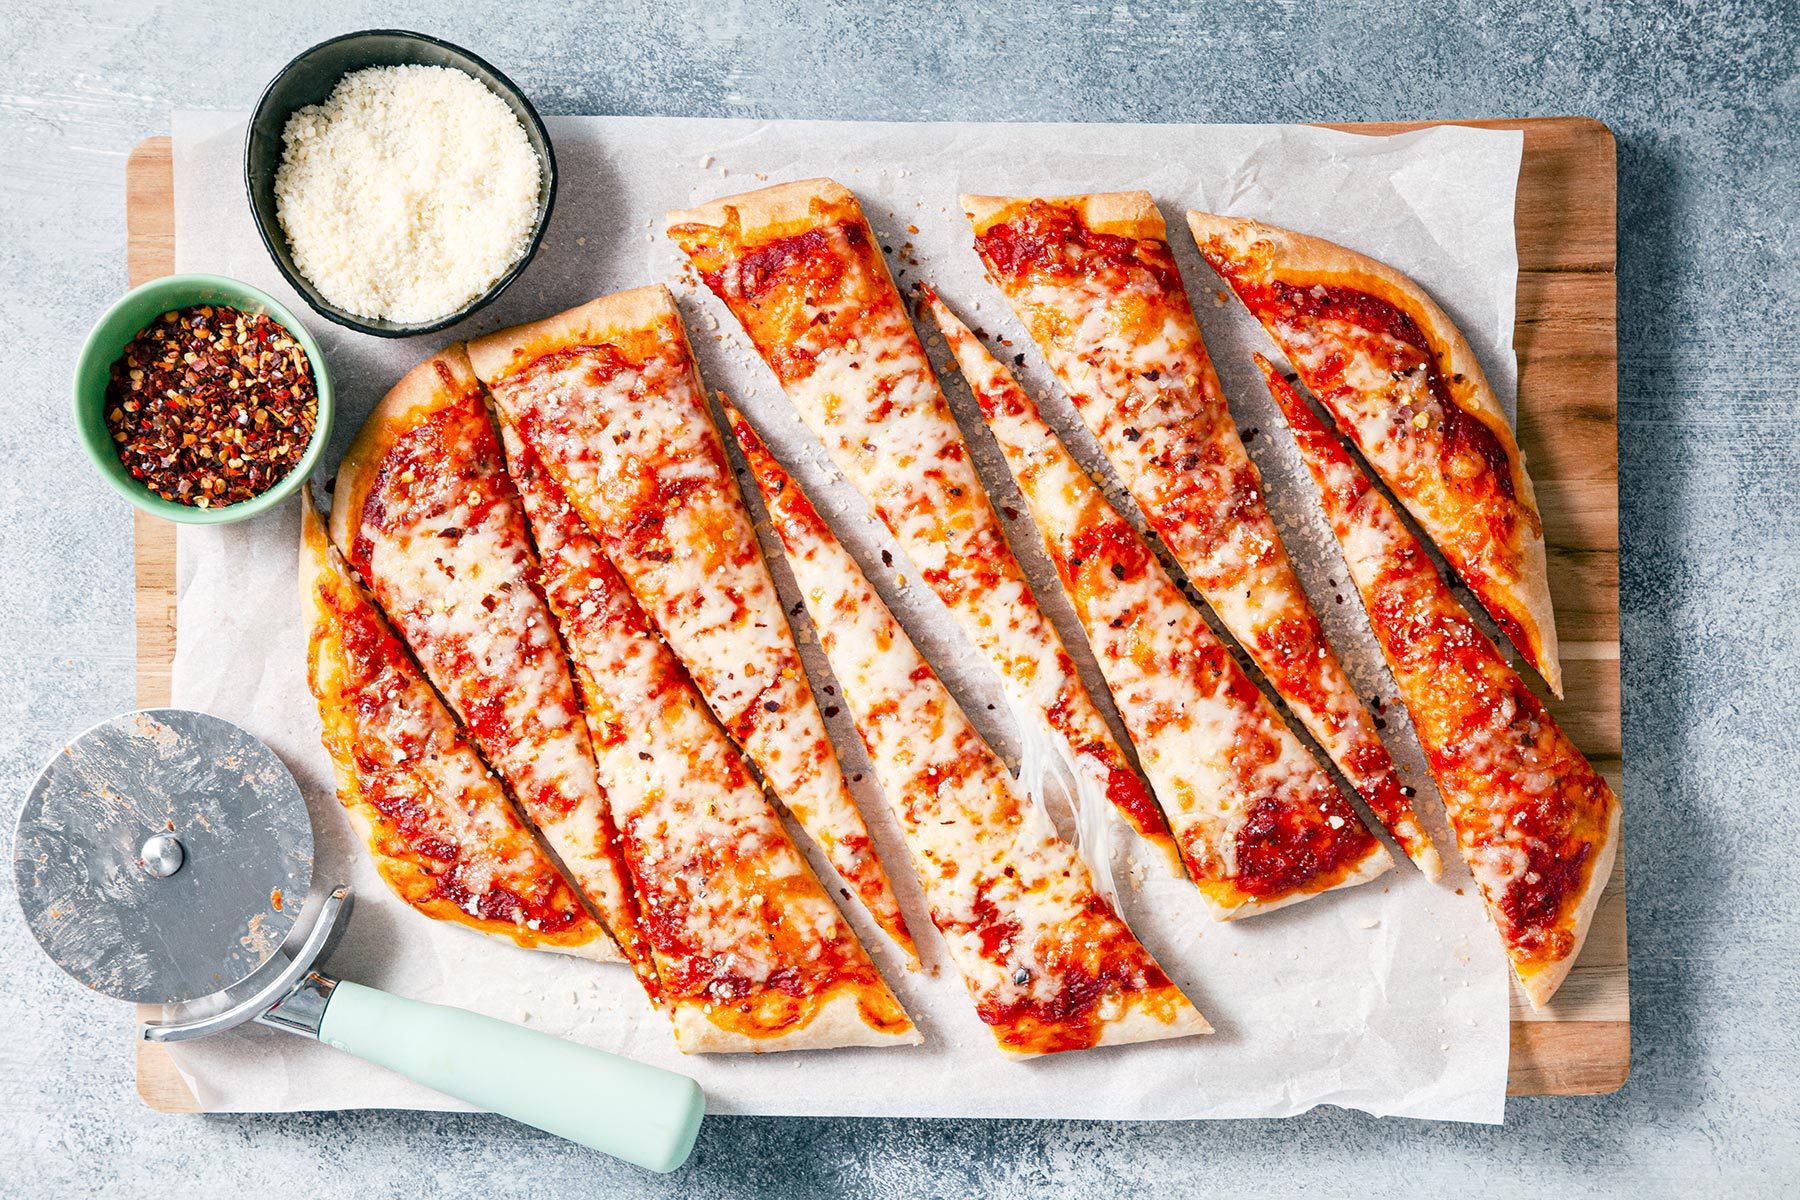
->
[13, 709, 704, 1173]
[14, 709, 311, 1005]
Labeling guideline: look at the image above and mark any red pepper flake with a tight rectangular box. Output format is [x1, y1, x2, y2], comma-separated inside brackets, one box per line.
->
[104, 305, 317, 508]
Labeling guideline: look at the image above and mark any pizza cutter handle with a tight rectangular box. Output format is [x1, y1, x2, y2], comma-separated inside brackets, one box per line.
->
[316, 980, 703, 1173]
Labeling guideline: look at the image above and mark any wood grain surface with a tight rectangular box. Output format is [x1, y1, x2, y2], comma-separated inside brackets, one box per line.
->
[125, 117, 1626, 1110]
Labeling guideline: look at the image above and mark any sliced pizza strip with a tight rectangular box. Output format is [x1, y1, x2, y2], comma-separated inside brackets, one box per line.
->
[328, 346, 654, 989]
[923, 288, 1407, 907]
[1189, 213, 1562, 696]
[668, 179, 1178, 874]
[300, 492, 619, 963]
[1258, 358, 1619, 1008]
[501, 427, 916, 1052]
[726, 403, 1208, 1055]
[465, 288, 917, 965]
[963, 192, 1436, 876]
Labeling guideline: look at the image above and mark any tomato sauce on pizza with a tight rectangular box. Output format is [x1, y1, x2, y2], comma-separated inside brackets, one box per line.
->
[964, 192, 1438, 876]
[727, 402, 1209, 1055]
[669, 178, 1178, 875]
[924, 286, 1400, 912]
[1259, 357, 1618, 1007]
[1190, 211, 1563, 696]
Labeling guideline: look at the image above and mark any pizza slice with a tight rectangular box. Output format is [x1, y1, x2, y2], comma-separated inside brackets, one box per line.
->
[923, 287, 1413, 906]
[327, 345, 653, 985]
[667, 179, 1178, 875]
[963, 192, 1435, 875]
[465, 288, 916, 964]
[1257, 357, 1619, 1007]
[501, 425, 916, 1052]
[300, 491, 620, 963]
[725, 402, 1208, 1055]
[1189, 212, 1562, 696]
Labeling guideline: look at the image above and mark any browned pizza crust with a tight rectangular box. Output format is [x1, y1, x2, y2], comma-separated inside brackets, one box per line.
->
[465, 285, 683, 386]
[665, 177, 861, 246]
[962, 190, 1167, 241]
[1516, 801, 1622, 1009]
[327, 344, 481, 558]
[1188, 211, 1560, 696]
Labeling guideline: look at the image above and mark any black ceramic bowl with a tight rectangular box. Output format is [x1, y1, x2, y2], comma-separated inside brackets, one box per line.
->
[244, 30, 557, 339]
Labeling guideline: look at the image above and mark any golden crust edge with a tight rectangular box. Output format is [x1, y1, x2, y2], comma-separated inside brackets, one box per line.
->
[299, 494, 621, 963]
[1000, 984, 1213, 1060]
[665, 176, 860, 242]
[961, 190, 1168, 240]
[466, 284, 679, 385]
[1217, 836, 1396, 921]
[1515, 796, 1623, 1009]
[669, 980, 921, 1055]
[327, 345, 479, 558]
[1187, 209, 1563, 696]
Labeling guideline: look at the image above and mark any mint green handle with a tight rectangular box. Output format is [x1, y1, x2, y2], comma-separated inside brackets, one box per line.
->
[317, 981, 703, 1172]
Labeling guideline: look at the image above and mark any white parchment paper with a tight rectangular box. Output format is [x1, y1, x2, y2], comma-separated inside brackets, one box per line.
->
[164, 112, 1521, 1123]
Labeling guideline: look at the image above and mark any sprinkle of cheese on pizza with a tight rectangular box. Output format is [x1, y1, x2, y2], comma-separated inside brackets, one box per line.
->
[668, 179, 1177, 877]
[300, 495, 614, 961]
[327, 346, 654, 989]
[465, 287, 916, 964]
[963, 192, 1438, 877]
[502, 425, 915, 1051]
[1258, 358, 1618, 1008]
[1189, 211, 1563, 697]
[726, 403, 1208, 1055]
[924, 288, 1398, 912]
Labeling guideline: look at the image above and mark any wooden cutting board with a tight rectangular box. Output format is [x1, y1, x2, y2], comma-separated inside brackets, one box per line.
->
[125, 118, 1627, 1109]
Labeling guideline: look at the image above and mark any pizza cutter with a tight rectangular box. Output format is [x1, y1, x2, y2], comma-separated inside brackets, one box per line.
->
[12, 709, 704, 1173]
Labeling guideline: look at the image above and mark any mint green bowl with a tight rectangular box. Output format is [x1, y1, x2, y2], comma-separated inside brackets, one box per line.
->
[73, 274, 333, 524]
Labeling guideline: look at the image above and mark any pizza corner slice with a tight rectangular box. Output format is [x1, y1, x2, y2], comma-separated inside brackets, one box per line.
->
[501, 424, 916, 1053]
[299, 489, 619, 963]
[465, 288, 918, 966]
[724, 401, 1208, 1055]
[1257, 357, 1619, 1008]
[1188, 211, 1562, 697]
[325, 345, 657, 989]
[963, 191, 1438, 877]
[667, 179, 1181, 876]
[923, 286, 1407, 909]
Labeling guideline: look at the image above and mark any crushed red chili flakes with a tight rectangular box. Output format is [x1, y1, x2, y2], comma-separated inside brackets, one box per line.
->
[104, 305, 317, 508]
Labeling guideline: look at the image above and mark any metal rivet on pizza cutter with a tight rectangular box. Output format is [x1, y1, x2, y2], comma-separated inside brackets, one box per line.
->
[13, 709, 703, 1173]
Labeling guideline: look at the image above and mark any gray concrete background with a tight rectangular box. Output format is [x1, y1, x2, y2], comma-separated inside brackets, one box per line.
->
[1, 1, 1794, 1195]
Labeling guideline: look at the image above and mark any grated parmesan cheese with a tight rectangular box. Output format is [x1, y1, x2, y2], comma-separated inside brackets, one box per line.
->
[274, 65, 540, 324]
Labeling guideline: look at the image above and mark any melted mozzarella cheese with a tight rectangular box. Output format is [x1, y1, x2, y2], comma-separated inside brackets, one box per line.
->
[675, 210, 1166, 877]
[978, 224, 1431, 868]
[342, 384, 643, 966]
[303, 512, 608, 955]
[505, 424, 900, 1042]
[929, 293, 1387, 913]
[733, 415, 1206, 1054]
[480, 308, 912, 958]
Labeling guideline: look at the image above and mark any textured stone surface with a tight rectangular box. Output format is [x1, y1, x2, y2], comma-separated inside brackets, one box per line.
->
[1, 1, 1794, 1195]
